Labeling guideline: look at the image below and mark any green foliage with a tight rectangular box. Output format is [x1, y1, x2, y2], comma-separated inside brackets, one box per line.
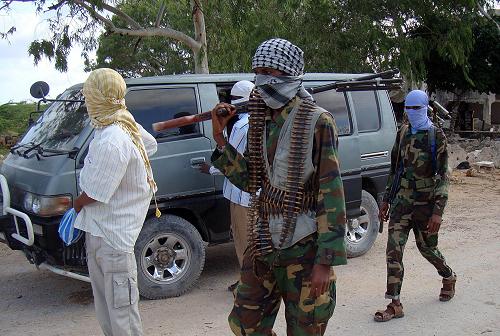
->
[425, 15, 500, 94]
[2, 0, 496, 89]
[92, 0, 491, 83]
[0, 102, 45, 135]
[90, 0, 195, 77]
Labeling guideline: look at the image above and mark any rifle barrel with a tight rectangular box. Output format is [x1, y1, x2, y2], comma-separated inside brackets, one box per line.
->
[308, 68, 401, 94]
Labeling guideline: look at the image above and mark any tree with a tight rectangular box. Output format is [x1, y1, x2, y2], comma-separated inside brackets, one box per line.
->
[92, 0, 495, 83]
[92, 1, 376, 76]
[425, 15, 500, 95]
[89, 1, 196, 76]
[2, 0, 496, 81]
[1, 0, 209, 73]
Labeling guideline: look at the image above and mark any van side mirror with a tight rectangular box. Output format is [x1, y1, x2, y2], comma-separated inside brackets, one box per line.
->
[28, 81, 51, 127]
[30, 81, 50, 99]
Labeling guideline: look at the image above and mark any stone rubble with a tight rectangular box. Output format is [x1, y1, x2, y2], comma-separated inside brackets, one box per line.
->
[447, 136, 500, 169]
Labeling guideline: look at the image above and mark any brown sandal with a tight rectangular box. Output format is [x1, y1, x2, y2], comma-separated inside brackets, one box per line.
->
[440, 273, 457, 302]
[374, 302, 404, 322]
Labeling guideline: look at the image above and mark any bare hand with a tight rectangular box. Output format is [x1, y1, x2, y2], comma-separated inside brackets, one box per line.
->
[379, 201, 390, 223]
[427, 214, 442, 233]
[74, 202, 83, 213]
[73, 192, 97, 213]
[198, 162, 211, 174]
[74, 197, 83, 213]
[210, 103, 236, 145]
[308, 264, 332, 299]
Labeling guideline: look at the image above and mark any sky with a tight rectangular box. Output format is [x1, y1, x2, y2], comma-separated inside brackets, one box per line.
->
[0, 3, 90, 104]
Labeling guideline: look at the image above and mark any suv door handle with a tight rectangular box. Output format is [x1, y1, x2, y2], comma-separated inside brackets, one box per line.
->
[190, 157, 206, 166]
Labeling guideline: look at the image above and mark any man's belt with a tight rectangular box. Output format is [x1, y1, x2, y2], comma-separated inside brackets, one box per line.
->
[400, 177, 435, 189]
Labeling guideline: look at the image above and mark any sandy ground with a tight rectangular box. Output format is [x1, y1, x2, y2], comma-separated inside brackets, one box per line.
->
[0, 169, 499, 336]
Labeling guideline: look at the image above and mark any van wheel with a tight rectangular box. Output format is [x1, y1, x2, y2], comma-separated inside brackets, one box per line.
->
[134, 214, 205, 299]
[345, 190, 380, 258]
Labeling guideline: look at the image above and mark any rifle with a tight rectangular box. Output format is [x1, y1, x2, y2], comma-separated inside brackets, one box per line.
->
[152, 101, 247, 132]
[386, 124, 408, 205]
[152, 69, 403, 132]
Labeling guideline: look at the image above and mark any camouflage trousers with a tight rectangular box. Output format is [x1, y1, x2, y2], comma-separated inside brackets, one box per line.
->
[386, 187, 453, 300]
[228, 237, 336, 336]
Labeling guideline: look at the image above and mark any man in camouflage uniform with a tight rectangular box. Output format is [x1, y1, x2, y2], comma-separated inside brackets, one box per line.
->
[375, 90, 457, 322]
[210, 38, 347, 335]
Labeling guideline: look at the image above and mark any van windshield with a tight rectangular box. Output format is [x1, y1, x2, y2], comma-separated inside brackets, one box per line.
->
[19, 89, 89, 151]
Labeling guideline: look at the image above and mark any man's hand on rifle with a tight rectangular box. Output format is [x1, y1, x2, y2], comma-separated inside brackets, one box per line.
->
[379, 201, 390, 223]
[211, 103, 236, 147]
[427, 214, 442, 233]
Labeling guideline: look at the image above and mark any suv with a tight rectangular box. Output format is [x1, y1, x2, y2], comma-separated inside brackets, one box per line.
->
[0, 73, 396, 299]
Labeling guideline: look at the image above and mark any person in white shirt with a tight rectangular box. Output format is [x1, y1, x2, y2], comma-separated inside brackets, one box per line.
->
[199, 80, 254, 291]
[74, 68, 158, 336]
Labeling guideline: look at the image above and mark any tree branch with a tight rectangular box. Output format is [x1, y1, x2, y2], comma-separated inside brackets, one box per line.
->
[78, 0, 141, 30]
[476, 1, 500, 34]
[0, 1, 13, 11]
[47, 0, 66, 11]
[111, 27, 201, 51]
[72, 0, 200, 51]
[155, 1, 166, 28]
[73, 0, 116, 29]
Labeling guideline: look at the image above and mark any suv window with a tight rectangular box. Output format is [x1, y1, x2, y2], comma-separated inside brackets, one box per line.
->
[312, 91, 351, 135]
[126, 87, 200, 139]
[351, 91, 380, 132]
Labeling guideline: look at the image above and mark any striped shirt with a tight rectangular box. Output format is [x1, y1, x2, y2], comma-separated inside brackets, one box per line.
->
[74, 124, 157, 253]
[209, 114, 250, 207]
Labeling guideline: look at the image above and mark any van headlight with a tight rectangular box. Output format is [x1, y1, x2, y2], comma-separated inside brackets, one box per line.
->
[23, 192, 72, 217]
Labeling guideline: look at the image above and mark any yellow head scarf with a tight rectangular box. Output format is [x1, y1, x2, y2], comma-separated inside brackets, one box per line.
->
[83, 68, 160, 216]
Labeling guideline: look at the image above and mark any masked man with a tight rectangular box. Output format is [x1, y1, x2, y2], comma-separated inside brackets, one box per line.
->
[74, 68, 158, 336]
[198, 80, 255, 292]
[210, 38, 347, 335]
[375, 90, 456, 322]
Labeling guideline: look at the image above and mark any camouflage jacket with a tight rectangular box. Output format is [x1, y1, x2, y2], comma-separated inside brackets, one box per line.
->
[212, 97, 347, 266]
[383, 125, 449, 216]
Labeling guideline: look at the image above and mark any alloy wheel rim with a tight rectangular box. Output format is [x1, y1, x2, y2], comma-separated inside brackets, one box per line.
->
[140, 233, 191, 284]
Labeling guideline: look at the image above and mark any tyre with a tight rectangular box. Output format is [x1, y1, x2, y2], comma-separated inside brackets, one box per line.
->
[345, 190, 380, 258]
[134, 214, 206, 299]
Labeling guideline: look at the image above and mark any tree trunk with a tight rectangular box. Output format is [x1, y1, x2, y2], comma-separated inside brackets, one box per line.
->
[191, 0, 209, 74]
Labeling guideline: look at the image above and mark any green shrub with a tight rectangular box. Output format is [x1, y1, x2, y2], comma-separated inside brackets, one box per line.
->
[0, 102, 46, 135]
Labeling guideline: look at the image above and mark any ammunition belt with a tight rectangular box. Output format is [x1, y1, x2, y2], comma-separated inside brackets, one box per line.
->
[260, 177, 317, 217]
[246, 91, 273, 258]
[400, 177, 435, 189]
[246, 92, 317, 259]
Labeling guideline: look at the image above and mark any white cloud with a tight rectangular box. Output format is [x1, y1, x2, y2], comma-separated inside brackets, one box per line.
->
[0, 3, 91, 104]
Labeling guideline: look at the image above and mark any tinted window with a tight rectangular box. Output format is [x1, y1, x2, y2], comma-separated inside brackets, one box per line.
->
[351, 91, 380, 132]
[126, 87, 200, 139]
[312, 91, 351, 135]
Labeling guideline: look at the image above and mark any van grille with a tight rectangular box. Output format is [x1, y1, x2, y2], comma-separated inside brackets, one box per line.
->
[63, 238, 87, 267]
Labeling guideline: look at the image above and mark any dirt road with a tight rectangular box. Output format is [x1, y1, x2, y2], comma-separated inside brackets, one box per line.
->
[1, 170, 499, 336]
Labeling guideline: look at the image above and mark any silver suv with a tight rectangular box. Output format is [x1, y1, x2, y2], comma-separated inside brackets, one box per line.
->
[0, 73, 396, 299]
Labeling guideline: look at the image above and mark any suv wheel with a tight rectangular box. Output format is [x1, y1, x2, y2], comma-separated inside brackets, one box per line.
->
[134, 214, 206, 299]
[345, 190, 380, 257]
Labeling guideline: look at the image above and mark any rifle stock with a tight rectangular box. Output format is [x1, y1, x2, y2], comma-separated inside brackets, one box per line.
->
[152, 104, 246, 132]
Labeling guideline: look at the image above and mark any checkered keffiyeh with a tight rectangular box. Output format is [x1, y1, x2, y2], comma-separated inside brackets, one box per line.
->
[252, 38, 304, 76]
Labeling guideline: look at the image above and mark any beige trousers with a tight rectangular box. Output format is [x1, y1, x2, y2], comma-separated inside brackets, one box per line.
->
[230, 202, 249, 266]
[86, 233, 143, 336]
